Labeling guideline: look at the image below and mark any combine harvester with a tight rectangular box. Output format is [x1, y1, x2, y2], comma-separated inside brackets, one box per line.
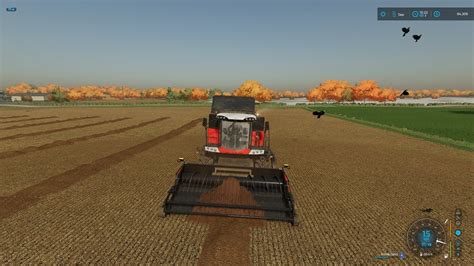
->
[163, 96, 297, 225]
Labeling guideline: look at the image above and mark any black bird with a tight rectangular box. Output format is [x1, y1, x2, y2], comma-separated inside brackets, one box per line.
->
[421, 208, 433, 213]
[412, 34, 422, 42]
[400, 89, 409, 96]
[312, 111, 325, 119]
[402, 27, 410, 37]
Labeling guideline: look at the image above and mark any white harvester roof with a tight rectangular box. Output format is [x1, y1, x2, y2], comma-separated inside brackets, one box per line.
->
[216, 112, 256, 121]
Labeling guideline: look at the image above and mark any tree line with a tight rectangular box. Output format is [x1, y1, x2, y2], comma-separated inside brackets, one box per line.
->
[4, 81, 473, 102]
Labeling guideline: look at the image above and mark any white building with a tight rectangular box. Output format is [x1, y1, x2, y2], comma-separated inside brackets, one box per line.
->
[31, 94, 47, 101]
[9, 93, 49, 102]
[11, 95, 22, 102]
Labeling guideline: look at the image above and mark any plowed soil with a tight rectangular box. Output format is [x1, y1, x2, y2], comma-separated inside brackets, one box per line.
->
[0, 106, 471, 265]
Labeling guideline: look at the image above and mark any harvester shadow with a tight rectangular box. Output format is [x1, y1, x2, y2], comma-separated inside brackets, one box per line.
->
[186, 178, 265, 265]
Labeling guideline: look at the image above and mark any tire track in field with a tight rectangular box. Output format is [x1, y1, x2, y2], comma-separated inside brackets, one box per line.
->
[0, 117, 170, 160]
[0, 118, 201, 220]
[0, 116, 100, 130]
[0, 116, 58, 124]
[0, 117, 130, 141]
[194, 217, 263, 266]
[0, 115, 28, 120]
[189, 181, 265, 266]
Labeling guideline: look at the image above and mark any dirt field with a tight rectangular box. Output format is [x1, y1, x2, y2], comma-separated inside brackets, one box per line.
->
[0, 107, 472, 264]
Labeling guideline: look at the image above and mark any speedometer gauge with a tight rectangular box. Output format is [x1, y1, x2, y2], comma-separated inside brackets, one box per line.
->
[406, 218, 446, 257]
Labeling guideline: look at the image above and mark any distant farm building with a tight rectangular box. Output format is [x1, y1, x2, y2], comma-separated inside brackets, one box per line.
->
[9, 93, 50, 102]
[11, 95, 22, 102]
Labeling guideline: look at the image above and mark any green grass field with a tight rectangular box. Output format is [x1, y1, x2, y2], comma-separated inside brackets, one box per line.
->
[306, 105, 474, 151]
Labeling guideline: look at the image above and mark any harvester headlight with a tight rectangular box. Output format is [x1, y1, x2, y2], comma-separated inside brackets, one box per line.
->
[249, 149, 265, 155]
[204, 146, 219, 153]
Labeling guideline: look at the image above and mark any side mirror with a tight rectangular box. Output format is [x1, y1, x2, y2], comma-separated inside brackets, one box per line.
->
[202, 118, 207, 127]
[177, 157, 185, 162]
[283, 163, 290, 169]
[265, 121, 270, 131]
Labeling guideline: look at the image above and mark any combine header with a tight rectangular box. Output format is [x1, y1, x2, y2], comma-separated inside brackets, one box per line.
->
[163, 96, 297, 225]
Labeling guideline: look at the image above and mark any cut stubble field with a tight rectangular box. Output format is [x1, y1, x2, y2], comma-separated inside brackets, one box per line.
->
[0, 106, 472, 264]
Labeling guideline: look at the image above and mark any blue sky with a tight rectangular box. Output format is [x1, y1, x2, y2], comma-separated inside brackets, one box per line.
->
[1, 0, 473, 90]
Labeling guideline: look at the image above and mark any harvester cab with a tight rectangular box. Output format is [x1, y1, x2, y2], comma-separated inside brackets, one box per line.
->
[201, 96, 274, 168]
[163, 96, 297, 225]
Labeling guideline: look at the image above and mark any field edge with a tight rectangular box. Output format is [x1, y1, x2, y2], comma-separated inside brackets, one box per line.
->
[302, 107, 473, 152]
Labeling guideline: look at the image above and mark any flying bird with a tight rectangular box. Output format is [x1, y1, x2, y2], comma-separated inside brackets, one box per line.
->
[412, 34, 422, 42]
[402, 27, 410, 37]
[312, 111, 325, 119]
[400, 89, 409, 96]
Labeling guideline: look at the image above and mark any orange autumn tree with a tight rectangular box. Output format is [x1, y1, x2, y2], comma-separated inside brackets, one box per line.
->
[66, 86, 105, 100]
[143, 88, 168, 98]
[233, 80, 273, 102]
[190, 88, 209, 100]
[306, 87, 325, 101]
[366, 87, 397, 102]
[6, 82, 35, 94]
[353, 80, 380, 101]
[106, 86, 141, 99]
[66, 89, 84, 100]
[450, 89, 473, 97]
[429, 89, 444, 99]
[380, 87, 398, 102]
[407, 89, 474, 98]
[367, 86, 384, 102]
[307, 80, 353, 102]
[6, 82, 472, 102]
[37, 84, 62, 94]
[307, 80, 400, 102]
[83, 86, 105, 99]
[105, 86, 121, 99]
